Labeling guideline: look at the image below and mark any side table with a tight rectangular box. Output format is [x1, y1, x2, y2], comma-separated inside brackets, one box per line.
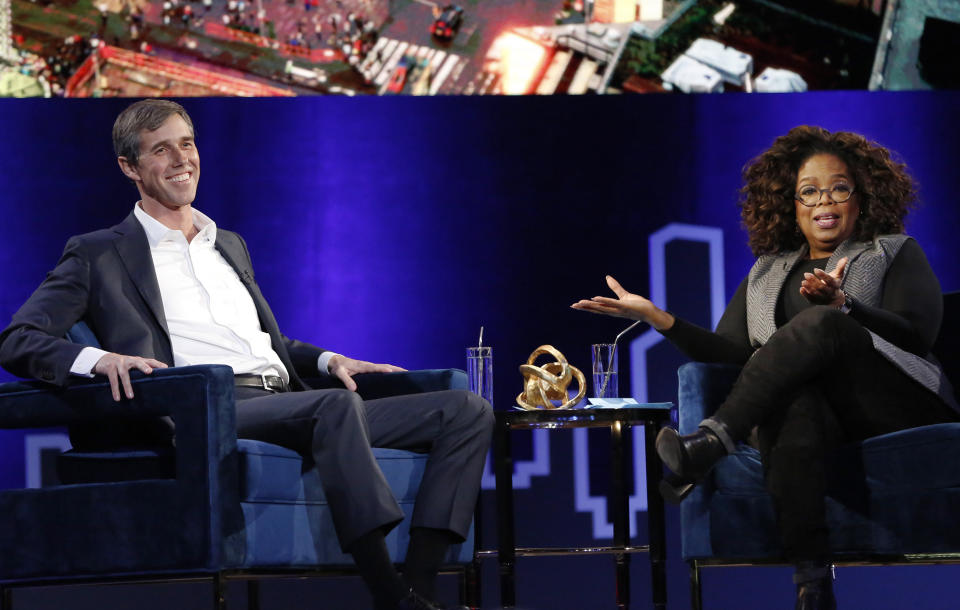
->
[485, 405, 672, 610]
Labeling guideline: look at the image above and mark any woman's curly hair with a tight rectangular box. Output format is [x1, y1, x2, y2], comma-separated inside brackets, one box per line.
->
[739, 125, 917, 256]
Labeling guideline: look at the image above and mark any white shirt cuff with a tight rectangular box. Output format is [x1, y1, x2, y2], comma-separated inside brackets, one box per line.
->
[71, 346, 109, 377]
[317, 351, 340, 376]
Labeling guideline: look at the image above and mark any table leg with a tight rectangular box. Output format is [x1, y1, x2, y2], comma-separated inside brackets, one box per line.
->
[494, 413, 516, 608]
[645, 422, 667, 610]
[611, 421, 632, 609]
[247, 580, 260, 610]
[467, 495, 482, 608]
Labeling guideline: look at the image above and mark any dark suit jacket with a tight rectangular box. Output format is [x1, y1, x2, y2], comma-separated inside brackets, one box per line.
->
[0, 211, 326, 445]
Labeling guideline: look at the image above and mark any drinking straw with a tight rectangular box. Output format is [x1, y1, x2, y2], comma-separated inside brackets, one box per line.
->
[597, 320, 643, 398]
[476, 326, 485, 399]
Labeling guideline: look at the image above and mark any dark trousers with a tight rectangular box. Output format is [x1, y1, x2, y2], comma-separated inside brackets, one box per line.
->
[234, 387, 494, 550]
[712, 306, 958, 560]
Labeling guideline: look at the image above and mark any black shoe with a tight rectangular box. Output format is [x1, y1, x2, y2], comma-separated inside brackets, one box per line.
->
[655, 426, 729, 502]
[658, 471, 697, 504]
[794, 565, 836, 610]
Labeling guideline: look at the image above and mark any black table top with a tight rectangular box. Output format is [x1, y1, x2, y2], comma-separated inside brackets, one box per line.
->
[496, 404, 673, 429]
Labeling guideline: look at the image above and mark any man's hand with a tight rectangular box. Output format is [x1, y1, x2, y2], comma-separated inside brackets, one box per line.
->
[800, 257, 848, 306]
[93, 353, 168, 401]
[327, 354, 406, 392]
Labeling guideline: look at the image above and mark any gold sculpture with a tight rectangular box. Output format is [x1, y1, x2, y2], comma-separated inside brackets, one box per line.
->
[517, 345, 586, 410]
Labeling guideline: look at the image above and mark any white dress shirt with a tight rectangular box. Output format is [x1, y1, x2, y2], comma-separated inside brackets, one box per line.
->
[71, 204, 337, 379]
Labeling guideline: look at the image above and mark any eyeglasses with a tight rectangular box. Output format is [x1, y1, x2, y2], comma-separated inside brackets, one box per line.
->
[795, 183, 855, 207]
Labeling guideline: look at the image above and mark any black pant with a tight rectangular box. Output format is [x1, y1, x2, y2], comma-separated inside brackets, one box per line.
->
[234, 387, 493, 550]
[712, 306, 958, 560]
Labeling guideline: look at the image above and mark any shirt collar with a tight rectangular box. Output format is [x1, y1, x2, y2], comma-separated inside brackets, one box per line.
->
[133, 203, 217, 248]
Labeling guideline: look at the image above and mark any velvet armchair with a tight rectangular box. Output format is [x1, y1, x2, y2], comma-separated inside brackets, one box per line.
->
[677, 292, 960, 610]
[0, 327, 479, 609]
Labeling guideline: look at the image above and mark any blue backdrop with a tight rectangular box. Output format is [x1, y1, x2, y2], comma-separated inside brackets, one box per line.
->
[1, 91, 959, 609]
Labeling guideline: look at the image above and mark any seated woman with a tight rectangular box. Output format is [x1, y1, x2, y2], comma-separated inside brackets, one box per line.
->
[572, 125, 958, 610]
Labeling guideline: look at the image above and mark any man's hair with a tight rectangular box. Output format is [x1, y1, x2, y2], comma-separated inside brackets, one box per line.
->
[112, 99, 195, 166]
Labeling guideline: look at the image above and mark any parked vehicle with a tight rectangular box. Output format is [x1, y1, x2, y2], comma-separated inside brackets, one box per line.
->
[386, 54, 414, 93]
[430, 5, 463, 40]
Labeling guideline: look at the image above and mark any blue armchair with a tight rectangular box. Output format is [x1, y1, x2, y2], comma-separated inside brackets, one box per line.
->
[0, 326, 478, 609]
[677, 292, 960, 609]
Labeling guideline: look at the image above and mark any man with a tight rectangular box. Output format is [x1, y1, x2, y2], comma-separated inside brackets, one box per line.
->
[0, 99, 493, 610]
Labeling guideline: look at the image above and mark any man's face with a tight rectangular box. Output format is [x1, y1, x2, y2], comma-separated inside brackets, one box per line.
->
[119, 114, 199, 211]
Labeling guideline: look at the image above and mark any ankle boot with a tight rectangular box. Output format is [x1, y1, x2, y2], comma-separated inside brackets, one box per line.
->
[655, 424, 730, 502]
[658, 471, 697, 504]
[794, 562, 836, 610]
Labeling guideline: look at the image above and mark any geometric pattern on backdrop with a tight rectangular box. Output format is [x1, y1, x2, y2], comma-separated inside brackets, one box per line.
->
[481, 223, 725, 539]
[20, 223, 725, 539]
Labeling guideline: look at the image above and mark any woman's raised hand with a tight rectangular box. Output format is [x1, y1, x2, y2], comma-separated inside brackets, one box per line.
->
[800, 257, 848, 307]
[571, 275, 675, 330]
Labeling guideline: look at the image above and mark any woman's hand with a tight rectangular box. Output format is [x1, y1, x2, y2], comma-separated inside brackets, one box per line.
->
[571, 275, 675, 330]
[800, 257, 848, 307]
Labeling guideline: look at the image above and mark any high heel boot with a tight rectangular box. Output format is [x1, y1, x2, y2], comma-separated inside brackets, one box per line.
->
[655, 421, 732, 503]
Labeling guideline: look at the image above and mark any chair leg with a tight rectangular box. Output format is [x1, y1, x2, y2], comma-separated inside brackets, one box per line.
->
[0, 585, 10, 610]
[213, 573, 227, 610]
[460, 560, 481, 609]
[690, 561, 702, 610]
[247, 580, 261, 610]
[467, 493, 482, 609]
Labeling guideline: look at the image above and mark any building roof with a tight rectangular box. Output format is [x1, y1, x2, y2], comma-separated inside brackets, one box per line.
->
[755, 67, 807, 92]
[875, 0, 960, 89]
[661, 54, 723, 93]
[65, 45, 294, 97]
[684, 37, 752, 83]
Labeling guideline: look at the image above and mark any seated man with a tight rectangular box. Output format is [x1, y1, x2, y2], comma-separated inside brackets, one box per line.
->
[0, 99, 493, 610]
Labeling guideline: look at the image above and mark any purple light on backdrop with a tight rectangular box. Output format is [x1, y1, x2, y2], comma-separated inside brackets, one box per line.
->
[185, 98, 506, 370]
[1, 93, 960, 609]
[688, 91, 960, 300]
[1, 92, 959, 386]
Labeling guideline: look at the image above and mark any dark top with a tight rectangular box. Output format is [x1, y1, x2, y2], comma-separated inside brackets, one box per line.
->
[777, 257, 830, 326]
[661, 239, 942, 364]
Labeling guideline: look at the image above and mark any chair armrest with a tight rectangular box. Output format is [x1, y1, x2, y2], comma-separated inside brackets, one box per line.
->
[0, 364, 245, 574]
[301, 368, 468, 400]
[677, 362, 742, 434]
[0, 364, 236, 430]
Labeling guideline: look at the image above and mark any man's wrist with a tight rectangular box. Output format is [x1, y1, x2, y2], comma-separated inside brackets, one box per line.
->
[71, 346, 110, 377]
[317, 351, 340, 375]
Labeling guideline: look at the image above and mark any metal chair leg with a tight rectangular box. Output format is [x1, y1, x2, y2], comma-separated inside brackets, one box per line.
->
[690, 561, 702, 610]
[247, 580, 261, 610]
[213, 572, 227, 610]
[464, 560, 481, 609]
[466, 492, 482, 609]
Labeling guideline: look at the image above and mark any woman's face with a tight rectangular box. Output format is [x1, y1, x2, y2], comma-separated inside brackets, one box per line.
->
[794, 153, 860, 258]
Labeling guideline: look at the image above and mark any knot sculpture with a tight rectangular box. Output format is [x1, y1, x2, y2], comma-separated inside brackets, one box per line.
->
[517, 345, 586, 410]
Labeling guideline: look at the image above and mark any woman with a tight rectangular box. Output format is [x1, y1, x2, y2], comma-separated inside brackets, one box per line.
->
[572, 126, 958, 610]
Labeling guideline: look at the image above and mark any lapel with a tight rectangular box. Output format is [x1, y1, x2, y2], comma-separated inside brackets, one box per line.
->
[749, 237, 877, 346]
[111, 212, 170, 337]
[214, 232, 303, 388]
[108, 213, 303, 388]
[826, 238, 874, 291]
[752, 245, 807, 344]
[214, 232, 257, 290]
